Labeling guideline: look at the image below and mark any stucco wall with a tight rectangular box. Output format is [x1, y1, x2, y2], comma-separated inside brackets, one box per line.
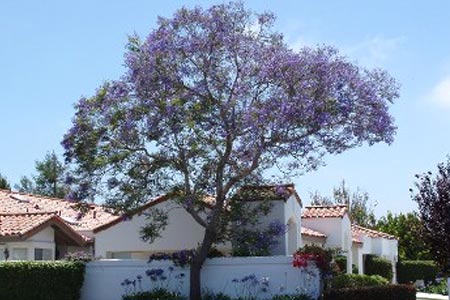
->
[0, 227, 55, 261]
[233, 195, 302, 256]
[284, 195, 302, 254]
[301, 217, 343, 249]
[81, 257, 321, 300]
[302, 235, 326, 247]
[94, 200, 207, 258]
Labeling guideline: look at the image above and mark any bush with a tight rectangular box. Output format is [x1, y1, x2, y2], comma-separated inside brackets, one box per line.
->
[334, 255, 359, 274]
[293, 245, 334, 274]
[323, 284, 416, 300]
[330, 274, 389, 289]
[271, 294, 313, 300]
[365, 255, 393, 281]
[420, 279, 448, 295]
[0, 261, 85, 300]
[122, 288, 185, 300]
[202, 289, 232, 300]
[397, 260, 439, 283]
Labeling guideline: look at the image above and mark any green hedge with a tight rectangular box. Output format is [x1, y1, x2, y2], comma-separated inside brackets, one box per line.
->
[323, 284, 416, 300]
[330, 274, 389, 289]
[0, 261, 85, 300]
[365, 255, 393, 281]
[397, 260, 438, 283]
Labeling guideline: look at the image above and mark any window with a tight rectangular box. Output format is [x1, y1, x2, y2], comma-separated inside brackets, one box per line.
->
[12, 248, 28, 261]
[34, 248, 53, 261]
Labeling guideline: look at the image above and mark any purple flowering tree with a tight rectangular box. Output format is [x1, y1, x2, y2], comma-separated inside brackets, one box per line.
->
[412, 158, 450, 274]
[62, 3, 399, 299]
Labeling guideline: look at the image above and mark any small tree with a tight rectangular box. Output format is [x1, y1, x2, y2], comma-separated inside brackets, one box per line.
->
[62, 3, 399, 299]
[311, 180, 377, 228]
[0, 173, 11, 190]
[15, 151, 70, 198]
[376, 211, 432, 260]
[412, 158, 450, 274]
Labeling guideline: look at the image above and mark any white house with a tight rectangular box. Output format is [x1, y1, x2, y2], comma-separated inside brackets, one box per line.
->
[0, 185, 398, 281]
[93, 184, 303, 258]
[301, 205, 398, 281]
[0, 190, 116, 260]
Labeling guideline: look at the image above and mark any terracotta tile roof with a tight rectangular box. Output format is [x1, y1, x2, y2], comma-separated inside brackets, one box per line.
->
[301, 226, 327, 238]
[0, 212, 91, 245]
[0, 189, 117, 232]
[0, 212, 55, 236]
[351, 224, 396, 240]
[233, 184, 302, 206]
[93, 194, 169, 233]
[352, 237, 363, 245]
[302, 205, 348, 218]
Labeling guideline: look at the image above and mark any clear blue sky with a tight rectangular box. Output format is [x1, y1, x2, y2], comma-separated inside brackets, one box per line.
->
[1, 1, 450, 217]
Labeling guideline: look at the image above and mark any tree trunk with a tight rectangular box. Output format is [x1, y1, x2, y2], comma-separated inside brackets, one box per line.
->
[189, 227, 216, 300]
[190, 258, 203, 300]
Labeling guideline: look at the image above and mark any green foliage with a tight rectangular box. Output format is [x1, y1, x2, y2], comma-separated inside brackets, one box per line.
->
[202, 291, 313, 300]
[419, 279, 449, 295]
[412, 157, 450, 273]
[0, 261, 85, 300]
[207, 247, 225, 258]
[140, 207, 169, 243]
[0, 173, 10, 189]
[202, 290, 232, 300]
[334, 255, 359, 274]
[364, 255, 393, 281]
[397, 260, 439, 283]
[271, 294, 313, 300]
[15, 151, 70, 198]
[122, 288, 185, 300]
[293, 245, 335, 272]
[330, 274, 388, 289]
[310, 180, 377, 228]
[323, 284, 416, 300]
[376, 212, 432, 260]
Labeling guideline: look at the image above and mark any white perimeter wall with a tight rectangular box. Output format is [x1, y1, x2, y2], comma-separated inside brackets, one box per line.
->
[81, 257, 321, 300]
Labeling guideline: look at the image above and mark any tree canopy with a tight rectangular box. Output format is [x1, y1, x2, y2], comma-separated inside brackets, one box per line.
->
[376, 211, 432, 260]
[412, 157, 450, 273]
[0, 173, 11, 190]
[62, 3, 399, 299]
[16, 151, 69, 198]
[310, 181, 377, 228]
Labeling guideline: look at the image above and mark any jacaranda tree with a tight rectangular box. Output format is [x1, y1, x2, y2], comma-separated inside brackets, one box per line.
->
[62, 3, 399, 299]
[412, 158, 450, 273]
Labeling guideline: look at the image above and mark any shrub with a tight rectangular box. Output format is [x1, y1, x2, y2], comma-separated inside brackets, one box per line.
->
[323, 284, 416, 300]
[330, 274, 388, 289]
[207, 247, 225, 258]
[364, 255, 393, 281]
[0, 261, 85, 300]
[419, 279, 449, 295]
[397, 260, 439, 283]
[293, 245, 334, 274]
[202, 289, 232, 300]
[122, 288, 185, 300]
[334, 255, 359, 274]
[271, 294, 313, 300]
